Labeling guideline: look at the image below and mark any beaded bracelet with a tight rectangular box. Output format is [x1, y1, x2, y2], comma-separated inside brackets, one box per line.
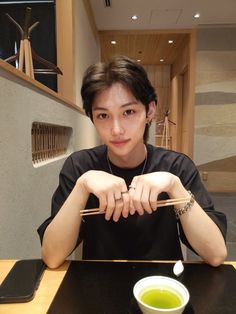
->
[174, 191, 195, 219]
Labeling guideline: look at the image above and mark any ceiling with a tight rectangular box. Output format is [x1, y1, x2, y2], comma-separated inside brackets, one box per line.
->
[98, 30, 189, 65]
[89, 0, 236, 30]
[89, 0, 236, 65]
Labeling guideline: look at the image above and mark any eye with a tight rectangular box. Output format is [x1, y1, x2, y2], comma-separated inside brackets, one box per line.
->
[97, 113, 108, 120]
[124, 109, 135, 116]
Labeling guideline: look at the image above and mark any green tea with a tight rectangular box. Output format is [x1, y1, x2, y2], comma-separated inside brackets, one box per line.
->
[140, 286, 183, 309]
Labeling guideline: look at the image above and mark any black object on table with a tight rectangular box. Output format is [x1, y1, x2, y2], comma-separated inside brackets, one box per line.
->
[47, 261, 236, 314]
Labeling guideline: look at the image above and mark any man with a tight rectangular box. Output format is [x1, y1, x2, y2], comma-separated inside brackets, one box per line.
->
[38, 56, 227, 268]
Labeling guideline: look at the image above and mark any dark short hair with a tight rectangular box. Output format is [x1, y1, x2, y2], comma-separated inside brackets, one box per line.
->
[81, 55, 157, 141]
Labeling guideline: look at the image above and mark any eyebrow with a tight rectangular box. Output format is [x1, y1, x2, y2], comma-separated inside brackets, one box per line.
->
[93, 101, 139, 111]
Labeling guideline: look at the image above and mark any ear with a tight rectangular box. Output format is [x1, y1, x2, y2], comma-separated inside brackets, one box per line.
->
[146, 101, 156, 122]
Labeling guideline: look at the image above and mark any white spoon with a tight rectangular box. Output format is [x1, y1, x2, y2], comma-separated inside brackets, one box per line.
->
[173, 260, 184, 277]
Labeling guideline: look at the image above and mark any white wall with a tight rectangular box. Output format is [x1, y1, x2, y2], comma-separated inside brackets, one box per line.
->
[73, 0, 100, 104]
[73, 0, 101, 147]
[0, 0, 100, 259]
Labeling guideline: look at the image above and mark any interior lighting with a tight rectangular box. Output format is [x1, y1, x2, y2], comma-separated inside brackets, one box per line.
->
[131, 15, 138, 20]
[111, 40, 117, 45]
[194, 13, 200, 18]
[160, 59, 164, 62]
[168, 40, 174, 44]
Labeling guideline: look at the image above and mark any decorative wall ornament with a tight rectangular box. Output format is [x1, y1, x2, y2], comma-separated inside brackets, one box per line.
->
[4, 6, 62, 79]
[156, 109, 176, 149]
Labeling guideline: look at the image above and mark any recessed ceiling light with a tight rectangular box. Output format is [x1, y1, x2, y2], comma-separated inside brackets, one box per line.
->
[111, 40, 117, 45]
[131, 15, 138, 20]
[160, 59, 164, 62]
[168, 40, 174, 44]
[194, 13, 200, 19]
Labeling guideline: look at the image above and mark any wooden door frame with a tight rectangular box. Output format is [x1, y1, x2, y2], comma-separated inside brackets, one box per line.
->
[170, 30, 196, 158]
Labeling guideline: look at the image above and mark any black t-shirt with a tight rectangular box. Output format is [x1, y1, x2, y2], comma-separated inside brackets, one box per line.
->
[37, 144, 227, 260]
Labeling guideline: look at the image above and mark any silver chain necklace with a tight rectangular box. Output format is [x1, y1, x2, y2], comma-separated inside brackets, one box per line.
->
[106, 150, 148, 175]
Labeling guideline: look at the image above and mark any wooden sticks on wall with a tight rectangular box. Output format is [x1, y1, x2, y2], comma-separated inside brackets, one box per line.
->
[31, 123, 70, 164]
[156, 110, 176, 149]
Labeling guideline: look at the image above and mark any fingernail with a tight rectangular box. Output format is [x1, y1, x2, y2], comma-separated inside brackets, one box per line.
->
[130, 208, 135, 215]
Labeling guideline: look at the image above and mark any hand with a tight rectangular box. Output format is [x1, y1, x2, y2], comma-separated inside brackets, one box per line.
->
[79, 170, 130, 221]
[128, 172, 179, 215]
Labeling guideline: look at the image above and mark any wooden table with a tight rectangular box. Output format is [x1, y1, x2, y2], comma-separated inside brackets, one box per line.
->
[0, 260, 236, 314]
[0, 260, 69, 314]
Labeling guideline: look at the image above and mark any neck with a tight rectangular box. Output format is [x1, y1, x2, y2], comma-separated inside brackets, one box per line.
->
[107, 143, 147, 168]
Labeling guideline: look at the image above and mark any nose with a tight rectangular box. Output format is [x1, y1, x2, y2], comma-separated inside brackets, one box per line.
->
[111, 118, 124, 136]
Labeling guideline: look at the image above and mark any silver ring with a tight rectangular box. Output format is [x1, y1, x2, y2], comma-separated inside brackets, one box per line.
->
[115, 197, 123, 201]
[129, 185, 136, 190]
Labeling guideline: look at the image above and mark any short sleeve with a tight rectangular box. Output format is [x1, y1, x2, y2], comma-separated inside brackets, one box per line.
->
[37, 155, 82, 244]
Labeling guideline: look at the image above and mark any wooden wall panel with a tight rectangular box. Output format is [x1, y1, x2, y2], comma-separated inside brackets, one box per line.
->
[56, 0, 75, 103]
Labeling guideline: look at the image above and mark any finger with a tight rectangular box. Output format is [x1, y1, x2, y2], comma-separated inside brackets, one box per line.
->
[113, 198, 124, 222]
[128, 183, 136, 214]
[121, 191, 130, 218]
[98, 193, 108, 212]
[150, 188, 159, 211]
[140, 184, 152, 214]
[114, 189, 122, 202]
[129, 199, 136, 215]
[132, 181, 145, 215]
[105, 190, 116, 220]
[113, 182, 128, 220]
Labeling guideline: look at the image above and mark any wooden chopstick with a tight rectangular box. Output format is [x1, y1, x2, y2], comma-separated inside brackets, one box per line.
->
[156, 197, 189, 206]
[80, 197, 190, 217]
[80, 208, 106, 216]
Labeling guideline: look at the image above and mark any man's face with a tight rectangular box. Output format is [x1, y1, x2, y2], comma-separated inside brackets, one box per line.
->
[92, 83, 154, 164]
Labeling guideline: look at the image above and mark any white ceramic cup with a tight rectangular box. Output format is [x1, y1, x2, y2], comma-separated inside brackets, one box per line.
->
[133, 276, 189, 314]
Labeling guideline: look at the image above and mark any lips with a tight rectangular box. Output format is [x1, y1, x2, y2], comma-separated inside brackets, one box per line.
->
[110, 139, 130, 146]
